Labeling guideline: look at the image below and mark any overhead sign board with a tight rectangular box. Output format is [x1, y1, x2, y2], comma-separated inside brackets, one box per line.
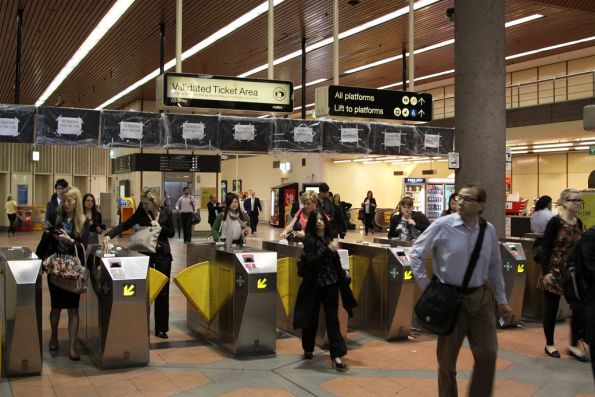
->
[315, 85, 432, 122]
[157, 72, 293, 114]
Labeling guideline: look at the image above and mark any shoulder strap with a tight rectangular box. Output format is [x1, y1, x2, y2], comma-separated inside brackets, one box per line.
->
[461, 217, 487, 289]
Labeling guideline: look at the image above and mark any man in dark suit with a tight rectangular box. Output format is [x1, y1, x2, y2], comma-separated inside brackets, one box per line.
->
[44, 178, 68, 225]
[207, 194, 221, 228]
[244, 192, 262, 233]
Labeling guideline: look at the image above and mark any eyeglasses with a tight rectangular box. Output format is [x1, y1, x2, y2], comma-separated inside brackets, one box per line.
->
[454, 195, 480, 203]
[566, 199, 583, 203]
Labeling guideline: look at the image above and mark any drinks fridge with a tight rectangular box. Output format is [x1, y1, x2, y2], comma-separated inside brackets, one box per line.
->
[269, 183, 299, 228]
[426, 178, 455, 221]
[403, 178, 426, 213]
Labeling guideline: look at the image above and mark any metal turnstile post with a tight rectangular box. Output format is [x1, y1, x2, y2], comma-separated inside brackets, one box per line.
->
[499, 241, 527, 327]
[183, 243, 277, 356]
[0, 247, 42, 377]
[79, 248, 150, 369]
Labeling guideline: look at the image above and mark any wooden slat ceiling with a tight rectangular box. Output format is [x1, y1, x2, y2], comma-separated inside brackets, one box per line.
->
[0, 0, 593, 112]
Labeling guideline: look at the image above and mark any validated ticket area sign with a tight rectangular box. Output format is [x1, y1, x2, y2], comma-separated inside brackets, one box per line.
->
[157, 72, 293, 113]
[315, 85, 432, 122]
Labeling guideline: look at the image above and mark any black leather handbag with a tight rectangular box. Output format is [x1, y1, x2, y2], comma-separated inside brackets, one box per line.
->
[414, 218, 486, 335]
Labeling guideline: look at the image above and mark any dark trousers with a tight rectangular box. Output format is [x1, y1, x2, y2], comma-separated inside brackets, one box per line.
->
[7, 213, 16, 234]
[301, 284, 346, 359]
[180, 212, 193, 242]
[248, 212, 259, 232]
[543, 290, 581, 346]
[363, 213, 374, 234]
[437, 286, 497, 397]
[150, 252, 172, 333]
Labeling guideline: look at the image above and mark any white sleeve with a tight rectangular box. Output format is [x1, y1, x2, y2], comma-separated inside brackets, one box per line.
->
[409, 221, 440, 290]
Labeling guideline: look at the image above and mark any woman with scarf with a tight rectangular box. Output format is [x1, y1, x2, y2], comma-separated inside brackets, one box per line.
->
[211, 194, 251, 247]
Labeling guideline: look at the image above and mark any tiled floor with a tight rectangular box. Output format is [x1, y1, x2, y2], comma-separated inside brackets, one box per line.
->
[0, 225, 594, 396]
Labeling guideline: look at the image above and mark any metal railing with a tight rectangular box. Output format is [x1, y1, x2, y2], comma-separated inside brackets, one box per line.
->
[431, 70, 595, 120]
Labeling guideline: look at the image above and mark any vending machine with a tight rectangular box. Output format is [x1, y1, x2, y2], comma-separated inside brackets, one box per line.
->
[426, 178, 455, 221]
[269, 183, 299, 228]
[403, 178, 426, 213]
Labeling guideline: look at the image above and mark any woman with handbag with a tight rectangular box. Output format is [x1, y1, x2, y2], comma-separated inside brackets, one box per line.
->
[83, 193, 103, 245]
[293, 209, 352, 372]
[539, 188, 587, 361]
[280, 190, 318, 241]
[104, 189, 175, 339]
[211, 194, 250, 247]
[361, 190, 376, 236]
[42, 186, 89, 361]
[387, 196, 430, 241]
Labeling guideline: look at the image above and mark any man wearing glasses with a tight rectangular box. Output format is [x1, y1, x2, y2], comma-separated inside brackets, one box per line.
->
[409, 184, 513, 397]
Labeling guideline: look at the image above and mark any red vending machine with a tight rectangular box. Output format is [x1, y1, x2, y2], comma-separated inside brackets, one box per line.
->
[270, 183, 299, 228]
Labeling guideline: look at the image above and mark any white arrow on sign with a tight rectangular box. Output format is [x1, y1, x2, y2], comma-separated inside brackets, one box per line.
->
[419, 98, 425, 105]
[0, 117, 20, 137]
[419, 110, 425, 117]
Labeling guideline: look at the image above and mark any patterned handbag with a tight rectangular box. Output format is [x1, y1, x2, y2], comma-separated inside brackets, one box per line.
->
[43, 244, 88, 294]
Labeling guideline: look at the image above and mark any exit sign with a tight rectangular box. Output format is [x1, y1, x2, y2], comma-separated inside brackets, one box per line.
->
[590, 145, 595, 155]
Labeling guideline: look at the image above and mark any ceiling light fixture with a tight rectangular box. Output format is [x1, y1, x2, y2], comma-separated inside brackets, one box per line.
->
[294, 78, 329, 91]
[293, 103, 315, 111]
[333, 159, 353, 163]
[532, 143, 573, 149]
[96, 0, 285, 109]
[533, 148, 570, 153]
[363, 160, 382, 164]
[506, 35, 595, 60]
[511, 150, 529, 154]
[36, 0, 136, 106]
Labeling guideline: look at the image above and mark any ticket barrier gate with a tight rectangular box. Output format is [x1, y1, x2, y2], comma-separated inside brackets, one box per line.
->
[521, 234, 571, 321]
[0, 247, 42, 377]
[373, 237, 412, 247]
[181, 243, 277, 356]
[338, 241, 416, 340]
[261, 240, 349, 345]
[79, 248, 150, 369]
[499, 241, 527, 327]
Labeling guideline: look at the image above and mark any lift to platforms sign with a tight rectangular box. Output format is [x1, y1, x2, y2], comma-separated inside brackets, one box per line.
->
[315, 85, 432, 122]
[157, 72, 293, 113]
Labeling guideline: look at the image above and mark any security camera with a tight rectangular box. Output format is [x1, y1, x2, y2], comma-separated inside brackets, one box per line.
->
[446, 7, 455, 23]
[347, 0, 360, 5]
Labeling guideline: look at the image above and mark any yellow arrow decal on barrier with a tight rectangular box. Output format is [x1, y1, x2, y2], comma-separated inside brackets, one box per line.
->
[517, 264, 525, 273]
[123, 284, 135, 297]
[404, 270, 413, 280]
[257, 278, 267, 289]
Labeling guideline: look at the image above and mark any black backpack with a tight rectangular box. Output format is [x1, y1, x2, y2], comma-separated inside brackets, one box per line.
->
[562, 238, 588, 305]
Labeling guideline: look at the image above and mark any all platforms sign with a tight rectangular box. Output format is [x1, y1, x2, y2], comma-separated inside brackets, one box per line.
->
[316, 85, 432, 122]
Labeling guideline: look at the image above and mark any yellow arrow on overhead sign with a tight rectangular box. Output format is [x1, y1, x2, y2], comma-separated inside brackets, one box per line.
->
[257, 278, 267, 289]
[517, 264, 525, 273]
[404, 270, 413, 280]
[123, 284, 135, 297]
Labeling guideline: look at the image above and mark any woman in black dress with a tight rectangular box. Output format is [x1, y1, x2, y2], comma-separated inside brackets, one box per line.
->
[104, 189, 175, 339]
[83, 193, 103, 245]
[45, 186, 89, 360]
[361, 191, 377, 235]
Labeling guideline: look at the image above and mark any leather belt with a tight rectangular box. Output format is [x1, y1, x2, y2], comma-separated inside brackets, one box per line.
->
[451, 285, 483, 295]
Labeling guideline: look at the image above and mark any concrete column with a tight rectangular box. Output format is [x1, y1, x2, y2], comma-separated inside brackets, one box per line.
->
[454, 0, 506, 236]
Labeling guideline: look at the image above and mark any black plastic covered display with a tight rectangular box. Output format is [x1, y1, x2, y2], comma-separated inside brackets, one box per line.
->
[218, 116, 273, 152]
[36, 106, 100, 146]
[271, 119, 322, 152]
[413, 126, 454, 155]
[101, 110, 161, 147]
[0, 104, 35, 143]
[369, 123, 416, 155]
[321, 120, 371, 153]
[161, 113, 218, 150]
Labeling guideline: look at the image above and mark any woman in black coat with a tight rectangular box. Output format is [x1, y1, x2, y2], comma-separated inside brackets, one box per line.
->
[83, 193, 103, 245]
[361, 190, 377, 235]
[293, 209, 355, 372]
[104, 189, 175, 339]
[387, 196, 430, 241]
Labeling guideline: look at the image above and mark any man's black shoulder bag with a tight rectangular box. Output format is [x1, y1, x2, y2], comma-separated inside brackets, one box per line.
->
[414, 217, 487, 335]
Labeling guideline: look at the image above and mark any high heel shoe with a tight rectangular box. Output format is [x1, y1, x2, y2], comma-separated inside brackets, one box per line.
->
[331, 357, 348, 372]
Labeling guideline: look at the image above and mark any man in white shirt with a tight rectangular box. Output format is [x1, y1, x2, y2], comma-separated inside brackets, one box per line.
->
[530, 195, 554, 234]
[409, 184, 513, 397]
[175, 186, 197, 243]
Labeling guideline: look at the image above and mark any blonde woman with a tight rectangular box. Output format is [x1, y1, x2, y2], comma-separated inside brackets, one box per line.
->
[539, 188, 586, 361]
[43, 187, 89, 360]
[5, 195, 17, 236]
[104, 189, 175, 339]
[280, 190, 318, 240]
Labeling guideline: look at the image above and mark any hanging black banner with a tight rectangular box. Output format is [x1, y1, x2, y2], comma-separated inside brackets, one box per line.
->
[272, 119, 322, 152]
[412, 126, 454, 155]
[321, 120, 371, 153]
[161, 113, 218, 149]
[36, 106, 100, 146]
[101, 110, 161, 147]
[369, 123, 416, 155]
[218, 116, 273, 152]
[0, 104, 35, 143]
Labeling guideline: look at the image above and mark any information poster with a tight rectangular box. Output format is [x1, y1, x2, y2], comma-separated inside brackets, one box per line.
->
[17, 184, 28, 205]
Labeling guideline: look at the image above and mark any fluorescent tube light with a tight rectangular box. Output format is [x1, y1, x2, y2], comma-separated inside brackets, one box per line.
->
[574, 146, 589, 150]
[36, 0, 136, 106]
[294, 78, 329, 91]
[508, 146, 528, 150]
[378, 69, 455, 89]
[532, 143, 572, 149]
[506, 36, 595, 60]
[504, 14, 543, 28]
[96, 0, 285, 109]
[293, 103, 315, 111]
[511, 150, 529, 154]
[389, 160, 405, 163]
[533, 148, 570, 153]
[333, 159, 352, 163]
[363, 160, 382, 164]
[353, 158, 373, 162]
